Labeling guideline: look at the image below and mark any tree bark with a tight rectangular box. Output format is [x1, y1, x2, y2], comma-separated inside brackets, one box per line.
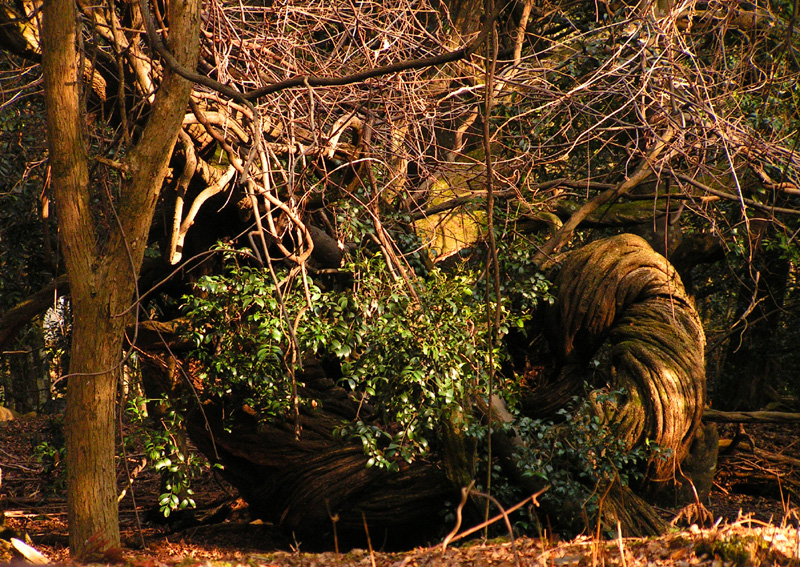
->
[41, 0, 116, 556]
[139, 356, 462, 550]
[543, 234, 706, 484]
[41, 0, 200, 558]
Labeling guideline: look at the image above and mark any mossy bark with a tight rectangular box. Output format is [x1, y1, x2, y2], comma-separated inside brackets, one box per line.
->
[543, 234, 705, 483]
[512, 234, 707, 534]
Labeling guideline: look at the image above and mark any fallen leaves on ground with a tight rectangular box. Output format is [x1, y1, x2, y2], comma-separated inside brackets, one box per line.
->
[4, 417, 800, 566]
[14, 518, 800, 567]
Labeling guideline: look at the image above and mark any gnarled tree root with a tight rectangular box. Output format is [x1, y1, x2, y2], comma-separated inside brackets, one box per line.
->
[545, 234, 706, 483]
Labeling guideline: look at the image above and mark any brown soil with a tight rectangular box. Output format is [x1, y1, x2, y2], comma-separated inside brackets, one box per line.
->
[1, 414, 800, 566]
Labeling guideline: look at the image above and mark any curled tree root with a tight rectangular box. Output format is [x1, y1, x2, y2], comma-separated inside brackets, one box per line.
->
[547, 234, 706, 484]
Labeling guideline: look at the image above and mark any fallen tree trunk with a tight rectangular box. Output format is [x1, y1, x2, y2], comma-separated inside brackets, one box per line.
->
[140, 352, 462, 550]
[704, 408, 800, 424]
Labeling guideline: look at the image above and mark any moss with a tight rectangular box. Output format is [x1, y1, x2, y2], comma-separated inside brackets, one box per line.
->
[695, 534, 767, 567]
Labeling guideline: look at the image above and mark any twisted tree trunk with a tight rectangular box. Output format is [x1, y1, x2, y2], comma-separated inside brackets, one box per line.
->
[544, 234, 707, 485]
[140, 234, 709, 544]
[140, 354, 461, 550]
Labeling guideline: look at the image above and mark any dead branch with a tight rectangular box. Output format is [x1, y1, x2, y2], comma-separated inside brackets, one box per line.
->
[241, 12, 499, 101]
[533, 125, 676, 268]
[672, 172, 800, 216]
[721, 438, 800, 470]
[169, 164, 237, 265]
[704, 409, 800, 424]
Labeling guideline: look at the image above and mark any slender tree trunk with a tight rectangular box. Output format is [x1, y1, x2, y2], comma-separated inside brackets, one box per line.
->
[41, 0, 118, 555]
[42, 0, 200, 558]
[64, 293, 123, 555]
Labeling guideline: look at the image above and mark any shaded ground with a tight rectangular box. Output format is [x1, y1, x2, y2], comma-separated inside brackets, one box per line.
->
[1, 413, 800, 565]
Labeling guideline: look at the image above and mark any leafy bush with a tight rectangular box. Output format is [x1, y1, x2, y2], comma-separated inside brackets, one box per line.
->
[184, 250, 474, 469]
[513, 388, 670, 532]
[180, 239, 549, 470]
[124, 395, 209, 517]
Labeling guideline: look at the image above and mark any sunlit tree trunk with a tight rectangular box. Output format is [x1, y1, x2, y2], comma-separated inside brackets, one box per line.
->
[41, 0, 200, 557]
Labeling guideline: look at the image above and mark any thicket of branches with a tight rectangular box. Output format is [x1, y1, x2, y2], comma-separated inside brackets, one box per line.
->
[2, 0, 798, 321]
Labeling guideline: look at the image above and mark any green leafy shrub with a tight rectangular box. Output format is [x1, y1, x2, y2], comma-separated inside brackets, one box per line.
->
[183, 249, 482, 469]
[180, 236, 549, 471]
[33, 438, 66, 493]
[124, 395, 208, 517]
[513, 388, 670, 532]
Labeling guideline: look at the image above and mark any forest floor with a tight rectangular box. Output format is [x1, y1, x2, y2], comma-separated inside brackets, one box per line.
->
[1, 412, 800, 566]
